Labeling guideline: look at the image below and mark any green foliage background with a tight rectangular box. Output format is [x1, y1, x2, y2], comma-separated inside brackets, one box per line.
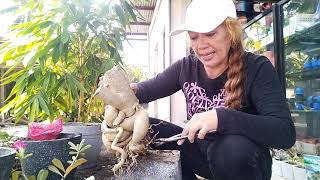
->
[0, 0, 141, 123]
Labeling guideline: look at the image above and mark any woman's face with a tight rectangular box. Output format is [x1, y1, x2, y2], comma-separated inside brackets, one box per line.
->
[188, 24, 231, 70]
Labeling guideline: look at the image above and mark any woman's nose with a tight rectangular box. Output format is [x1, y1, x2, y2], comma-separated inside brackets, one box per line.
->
[197, 36, 209, 49]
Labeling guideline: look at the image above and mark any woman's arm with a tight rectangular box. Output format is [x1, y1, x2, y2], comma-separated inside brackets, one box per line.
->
[136, 60, 183, 103]
[216, 59, 296, 149]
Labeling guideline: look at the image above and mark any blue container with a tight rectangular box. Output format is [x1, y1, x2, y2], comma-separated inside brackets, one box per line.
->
[295, 103, 304, 110]
[315, 96, 320, 103]
[311, 58, 318, 69]
[307, 96, 314, 108]
[313, 103, 320, 110]
[295, 87, 304, 95]
[316, 57, 320, 68]
[304, 61, 312, 70]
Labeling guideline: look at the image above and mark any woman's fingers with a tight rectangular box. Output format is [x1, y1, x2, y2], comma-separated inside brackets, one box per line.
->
[177, 128, 188, 145]
[187, 127, 198, 143]
[197, 128, 208, 139]
[177, 126, 210, 145]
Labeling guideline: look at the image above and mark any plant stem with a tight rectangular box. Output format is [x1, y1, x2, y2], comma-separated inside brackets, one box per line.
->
[78, 36, 84, 122]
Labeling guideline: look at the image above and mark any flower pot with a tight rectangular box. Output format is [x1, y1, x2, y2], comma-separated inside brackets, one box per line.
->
[281, 161, 294, 180]
[62, 122, 102, 169]
[21, 133, 81, 180]
[301, 142, 320, 155]
[0, 147, 16, 180]
[292, 165, 306, 180]
[272, 158, 283, 177]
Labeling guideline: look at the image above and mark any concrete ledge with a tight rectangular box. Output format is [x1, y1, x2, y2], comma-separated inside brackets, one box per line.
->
[115, 150, 181, 180]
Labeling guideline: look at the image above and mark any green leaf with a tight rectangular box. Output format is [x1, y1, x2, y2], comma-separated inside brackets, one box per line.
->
[69, 75, 87, 93]
[11, 170, 21, 180]
[114, 5, 127, 27]
[68, 141, 77, 150]
[0, 95, 19, 114]
[29, 97, 39, 122]
[61, 31, 69, 44]
[52, 158, 66, 173]
[80, 144, 92, 153]
[79, 139, 85, 148]
[0, 70, 24, 85]
[48, 165, 63, 177]
[52, 46, 60, 64]
[38, 95, 50, 115]
[65, 158, 87, 177]
[123, 1, 137, 22]
[37, 169, 49, 180]
[28, 176, 36, 180]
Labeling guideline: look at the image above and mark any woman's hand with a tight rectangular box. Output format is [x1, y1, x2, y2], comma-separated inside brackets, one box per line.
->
[177, 109, 218, 145]
[130, 83, 138, 94]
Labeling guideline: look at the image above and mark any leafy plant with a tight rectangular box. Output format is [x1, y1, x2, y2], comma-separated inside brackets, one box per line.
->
[0, 130, 19, 147]
[122, 64, 147, 83]
[11, 139, 91, 180]
[48, 139, 91, 179]
[0, 0, 140, 123]
[11, 140, 49, 180]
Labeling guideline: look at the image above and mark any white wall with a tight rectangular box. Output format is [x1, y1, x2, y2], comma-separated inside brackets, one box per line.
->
[148, 0, 191, 125]
[148, 0, 171, 121]
[169, 0, 191, 126]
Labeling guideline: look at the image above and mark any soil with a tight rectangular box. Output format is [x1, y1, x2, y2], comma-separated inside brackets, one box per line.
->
[75, 150, 117, 180]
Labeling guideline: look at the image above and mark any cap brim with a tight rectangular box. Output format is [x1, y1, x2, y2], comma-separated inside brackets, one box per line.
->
[170, 26, 187, 36]
[170, 16, 228, 36]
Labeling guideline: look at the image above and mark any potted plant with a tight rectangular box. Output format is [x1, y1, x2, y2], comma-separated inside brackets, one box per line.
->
[271, 149, 289, 177]
[11, 137, 91, 180]
[292, 156, 306, 180]
[20, 133, 82, 179]
[0, 130, 17, 179]
[0, 0, 140, 169]
[0, 147, 16, 180]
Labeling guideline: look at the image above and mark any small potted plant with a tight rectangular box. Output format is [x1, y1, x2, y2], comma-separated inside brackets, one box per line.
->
[20, 119, 82, 179]
[292, 156, 306, 180]
[271, 148, 290, 177]
[0, 131, 16, 180]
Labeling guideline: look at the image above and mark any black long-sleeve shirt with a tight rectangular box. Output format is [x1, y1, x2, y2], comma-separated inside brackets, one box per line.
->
[136, 52, 296, 149]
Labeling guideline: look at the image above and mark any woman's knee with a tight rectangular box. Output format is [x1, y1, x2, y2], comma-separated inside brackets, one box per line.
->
[207, 135, 268, 179]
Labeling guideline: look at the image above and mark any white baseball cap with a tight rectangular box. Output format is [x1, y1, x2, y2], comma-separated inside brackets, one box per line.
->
[170, 0, 237, 36]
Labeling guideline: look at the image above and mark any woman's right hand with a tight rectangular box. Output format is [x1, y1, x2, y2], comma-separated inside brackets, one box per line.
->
[130, 83, 138, 94]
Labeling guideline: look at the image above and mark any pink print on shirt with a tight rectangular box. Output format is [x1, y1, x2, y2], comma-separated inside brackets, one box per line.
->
[183, 82, 226, 118]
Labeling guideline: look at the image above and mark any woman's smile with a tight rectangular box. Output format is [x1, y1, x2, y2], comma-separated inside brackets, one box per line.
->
[199, 51, 215, 61]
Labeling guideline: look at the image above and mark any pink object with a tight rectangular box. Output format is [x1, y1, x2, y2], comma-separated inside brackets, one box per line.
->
[13, 140, 27, 151]
[28, 118, 63, 140]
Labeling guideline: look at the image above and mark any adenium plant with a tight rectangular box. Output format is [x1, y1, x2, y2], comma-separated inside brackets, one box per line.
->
[12, 140, 49, 180]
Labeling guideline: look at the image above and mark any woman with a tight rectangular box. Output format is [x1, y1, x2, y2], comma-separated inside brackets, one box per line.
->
[131, 0, 296, 179]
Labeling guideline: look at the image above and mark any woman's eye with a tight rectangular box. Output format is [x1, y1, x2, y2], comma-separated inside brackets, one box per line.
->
[190, 36, 197, 40]
[207, 32, 216, 37]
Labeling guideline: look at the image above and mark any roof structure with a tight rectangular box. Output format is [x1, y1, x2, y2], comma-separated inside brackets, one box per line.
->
[126, 0, 157, 35]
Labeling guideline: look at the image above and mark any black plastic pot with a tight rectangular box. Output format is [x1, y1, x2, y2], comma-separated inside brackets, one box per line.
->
[63, 122, 102, 169]
[0, 147, 16, 180]
[21, 133, 82, 180]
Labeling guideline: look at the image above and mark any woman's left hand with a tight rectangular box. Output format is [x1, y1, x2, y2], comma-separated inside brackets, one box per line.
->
[177, 109, 218, 145]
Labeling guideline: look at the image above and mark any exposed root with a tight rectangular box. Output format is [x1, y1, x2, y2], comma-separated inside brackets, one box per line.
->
[148, 121, 163, 134]
[111, 127, 128, 172]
